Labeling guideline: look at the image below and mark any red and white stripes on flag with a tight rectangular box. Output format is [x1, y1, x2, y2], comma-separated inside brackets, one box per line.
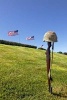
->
[8, 30, 18, 36]
[26, 36, 34, 40]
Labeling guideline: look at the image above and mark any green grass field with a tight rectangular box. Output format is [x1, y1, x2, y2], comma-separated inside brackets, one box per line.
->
[0, 44, 67, 100]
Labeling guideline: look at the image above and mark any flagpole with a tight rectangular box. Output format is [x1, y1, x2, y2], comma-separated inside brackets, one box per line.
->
[19, 33, 20, 43]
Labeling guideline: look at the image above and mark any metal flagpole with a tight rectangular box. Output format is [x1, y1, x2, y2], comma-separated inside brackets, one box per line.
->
[19, 33, 20, 43]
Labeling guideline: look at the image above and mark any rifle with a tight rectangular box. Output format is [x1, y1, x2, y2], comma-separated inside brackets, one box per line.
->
[46, 42, 52, 93]
[43, 31, 58, 93]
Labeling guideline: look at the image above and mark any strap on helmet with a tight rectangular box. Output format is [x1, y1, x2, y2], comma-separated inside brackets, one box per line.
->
[52, 42, 54, 63]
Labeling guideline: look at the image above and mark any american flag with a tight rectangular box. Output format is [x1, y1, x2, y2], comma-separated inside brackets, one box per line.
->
[8, 30, 18, 36]
[41, 45, 43, 48]
[26, 36, 34, 40]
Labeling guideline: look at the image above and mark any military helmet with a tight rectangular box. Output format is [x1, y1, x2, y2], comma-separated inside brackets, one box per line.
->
[43, 31, 57, 42]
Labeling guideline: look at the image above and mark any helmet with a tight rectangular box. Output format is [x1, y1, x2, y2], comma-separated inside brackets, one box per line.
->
[43, 31, 58, 42]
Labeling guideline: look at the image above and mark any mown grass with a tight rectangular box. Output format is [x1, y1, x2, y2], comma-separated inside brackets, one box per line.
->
[0, 44, 67, 100]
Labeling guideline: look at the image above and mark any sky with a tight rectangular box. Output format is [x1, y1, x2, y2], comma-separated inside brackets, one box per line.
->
[0, 0, 67, 52]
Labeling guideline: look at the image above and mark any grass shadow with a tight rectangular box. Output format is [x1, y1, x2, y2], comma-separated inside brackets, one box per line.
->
[52, 92, 67, 98]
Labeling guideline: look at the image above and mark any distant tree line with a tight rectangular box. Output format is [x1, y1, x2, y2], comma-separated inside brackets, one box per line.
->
[0, 40, 37, 49]
[57, 51, 67, 55]
[38, 47, 46, 50]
